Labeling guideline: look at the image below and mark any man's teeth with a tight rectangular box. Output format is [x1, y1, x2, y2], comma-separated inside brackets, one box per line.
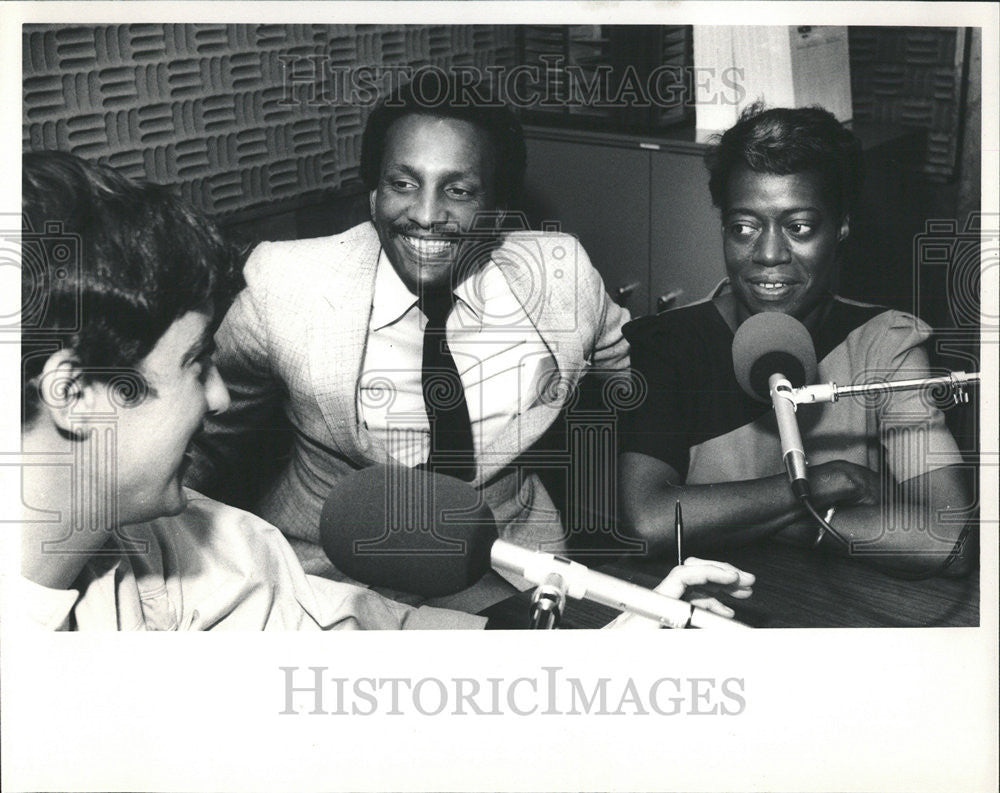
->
[403, 236, 453, 255]
[759, 282, 789, 289]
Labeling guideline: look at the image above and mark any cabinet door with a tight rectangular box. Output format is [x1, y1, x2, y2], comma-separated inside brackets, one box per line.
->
[523, 137, 651, 316]
[650, 149, 726, 310]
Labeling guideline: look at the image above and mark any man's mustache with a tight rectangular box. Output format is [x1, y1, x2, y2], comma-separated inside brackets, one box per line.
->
[390, 223, 464, 238]
[388, 211, 508, 238]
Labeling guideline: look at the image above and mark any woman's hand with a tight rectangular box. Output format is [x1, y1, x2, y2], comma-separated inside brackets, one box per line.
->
[809, 459, 883, 509]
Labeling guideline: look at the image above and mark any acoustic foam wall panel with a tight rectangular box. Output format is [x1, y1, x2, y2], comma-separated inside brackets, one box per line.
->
[23, 24, 516, 218]
[849, 27, 967, 180]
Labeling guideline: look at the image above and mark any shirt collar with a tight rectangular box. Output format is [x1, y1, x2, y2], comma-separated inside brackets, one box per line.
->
[371, 248, 488, 330]
[454, 267, 484, 321]
[370, 248, 419, 330]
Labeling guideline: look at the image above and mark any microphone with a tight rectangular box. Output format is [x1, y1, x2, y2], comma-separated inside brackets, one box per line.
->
[320, 466, 747, 628]
[491, 541, 749, 629]
[732, 312, 818, 498]
[319, 465, 497, 597]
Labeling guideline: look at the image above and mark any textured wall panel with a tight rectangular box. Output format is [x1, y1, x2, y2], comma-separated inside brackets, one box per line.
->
[850, 27, 966, 179]
[23, 24, 516, 218]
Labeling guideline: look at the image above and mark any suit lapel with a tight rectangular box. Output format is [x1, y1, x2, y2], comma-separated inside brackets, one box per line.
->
[493, 238, 585, 384]
[478, 236, 589, 482]
[308, 223, 388, 464]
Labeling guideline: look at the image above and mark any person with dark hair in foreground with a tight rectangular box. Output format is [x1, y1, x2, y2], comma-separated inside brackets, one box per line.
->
[185, 72, 632, 611]
[619, 104, 973, 575]
[17, 151, 492, 629]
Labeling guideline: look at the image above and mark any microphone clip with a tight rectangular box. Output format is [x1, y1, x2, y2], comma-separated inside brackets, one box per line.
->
[769, 376, 800, 413]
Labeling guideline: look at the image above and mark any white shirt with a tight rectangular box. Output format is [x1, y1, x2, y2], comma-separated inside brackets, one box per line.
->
[14, 491, 485, 631]
[358, 249, 558, 469]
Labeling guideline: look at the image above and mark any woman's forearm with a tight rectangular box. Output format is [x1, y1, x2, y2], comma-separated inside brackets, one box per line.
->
[788, 467, 973, 575]
[619, 453, 857, 555]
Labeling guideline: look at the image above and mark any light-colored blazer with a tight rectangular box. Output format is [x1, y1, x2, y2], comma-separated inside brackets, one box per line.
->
[188, 221, 630, 579]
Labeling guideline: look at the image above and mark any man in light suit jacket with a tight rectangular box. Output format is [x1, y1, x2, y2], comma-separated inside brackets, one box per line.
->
[187, 73, 630, 611]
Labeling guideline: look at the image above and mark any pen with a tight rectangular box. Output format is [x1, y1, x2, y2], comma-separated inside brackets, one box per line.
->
[675, 500, 683, 568]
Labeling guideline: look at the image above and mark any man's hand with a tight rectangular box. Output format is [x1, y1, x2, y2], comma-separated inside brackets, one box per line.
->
[605, 558, 754, 629]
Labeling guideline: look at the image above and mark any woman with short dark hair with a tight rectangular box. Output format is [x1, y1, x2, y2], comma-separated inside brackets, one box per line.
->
[618, 104, 972, 576]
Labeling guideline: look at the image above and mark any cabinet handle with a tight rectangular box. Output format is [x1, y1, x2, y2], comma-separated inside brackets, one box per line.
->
[616, 282, 640, 304]
[657, 289, 683, 313]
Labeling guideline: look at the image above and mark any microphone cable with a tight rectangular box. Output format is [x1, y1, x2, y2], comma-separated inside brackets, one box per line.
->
[800, 494, 849, 548]
[800, 493, 974, 582]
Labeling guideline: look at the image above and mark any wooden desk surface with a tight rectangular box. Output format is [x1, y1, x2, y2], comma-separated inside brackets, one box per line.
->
[480, 542, 980, 630]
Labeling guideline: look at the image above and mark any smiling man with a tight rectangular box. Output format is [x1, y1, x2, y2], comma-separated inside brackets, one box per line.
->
[618, 104, 973, 575]
[370, 112, 492, 296]
[186, 73, 631, 610]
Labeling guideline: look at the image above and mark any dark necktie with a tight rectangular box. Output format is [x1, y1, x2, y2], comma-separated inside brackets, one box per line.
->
[420, 291, 476, 482]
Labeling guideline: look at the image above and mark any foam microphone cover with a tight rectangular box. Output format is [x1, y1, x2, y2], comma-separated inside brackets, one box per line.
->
[319, 465, 498, 597]
[732, 312, 818, 402]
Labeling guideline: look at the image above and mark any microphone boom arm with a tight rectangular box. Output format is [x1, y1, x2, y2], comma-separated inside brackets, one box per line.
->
[793, 371, 980, 407]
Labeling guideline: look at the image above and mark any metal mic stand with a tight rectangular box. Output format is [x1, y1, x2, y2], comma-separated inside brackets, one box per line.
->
[791, 370, 979, 578]
[793, 371, 980, 406]
[529, 573, 567, 629]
